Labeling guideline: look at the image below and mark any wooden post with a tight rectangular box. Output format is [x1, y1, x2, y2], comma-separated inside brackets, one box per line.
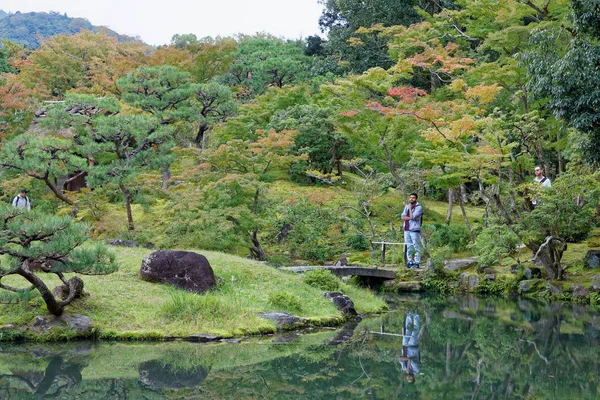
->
[372, 241, 405, 267]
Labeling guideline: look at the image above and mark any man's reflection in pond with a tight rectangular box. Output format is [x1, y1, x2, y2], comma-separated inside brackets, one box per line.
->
[399, 310, 420, 384]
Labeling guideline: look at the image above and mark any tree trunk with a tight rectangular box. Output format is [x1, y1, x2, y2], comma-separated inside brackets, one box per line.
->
[528, 236, 567, 280]
[161, 164, 171, 190]
[253, 188, 260, 215]
[249, 228, 267, 261]
[17, 264, 70, 316]
[457, 192, 475, 243]
[195, 122, 209, 149]
[445, 188, 454, 225]
[430, 71, 441, 93]
[446, 341, 451, 377]
[43, 176, 73, 205]
[119, 184, 135, 231]
[478, 178, 491, 228]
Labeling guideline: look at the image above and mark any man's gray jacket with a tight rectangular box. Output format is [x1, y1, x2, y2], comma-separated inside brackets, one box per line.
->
[401, 203, 423, 232]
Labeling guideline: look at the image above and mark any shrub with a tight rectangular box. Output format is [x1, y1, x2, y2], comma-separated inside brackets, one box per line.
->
[273, 199, 340, 262]
[268, 291, 303, 312]
[302, 269, 341, 291]
[469, 224, 520, 267]
[347, 233, 370, 251]
[424, 223, 471, 252]
[429, 245, 453, 274]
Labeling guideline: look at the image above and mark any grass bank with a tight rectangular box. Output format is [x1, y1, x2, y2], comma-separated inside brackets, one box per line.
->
[0, 247, 387, 341]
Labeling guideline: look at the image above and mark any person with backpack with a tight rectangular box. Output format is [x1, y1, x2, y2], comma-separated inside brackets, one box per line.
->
[401, 192, 423, 269]
[534, 166, 551, 188]
[12, 189, 31, 211]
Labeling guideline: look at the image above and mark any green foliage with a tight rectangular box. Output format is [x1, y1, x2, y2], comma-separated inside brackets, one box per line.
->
[0, 204, 118, 315]
[223, 37, 314, 97]
[161, 288, 241, 322]
[522, 2, 600, 165]
[420, 273, 455, 294]
[0, 328, 23, 341]
[272, 199, 339, 262]
[0, 132, 87, 204]
[0, 11, 132, 49]
[428, 245, 453, 274]
[519, 171, 599, 243]
[346, 233, 370, 251]
[424, 223, 470, 252]
[117, 65, 195, 124]
[476, 276, 521, 296]
[469, 224, 520, 267]
[319, 0, 423, 73]
[302, 269, 341, 292]
[0, 46, 14, 73]
[193, 81, 238, 147]
[269, 104, 353, 175]
[268, 291, 303, 312]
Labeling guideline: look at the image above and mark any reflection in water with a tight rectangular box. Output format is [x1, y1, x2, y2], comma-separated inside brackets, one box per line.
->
[0, 296, 600, 399]
[0, 355, 84, 399]
[139, 360, 209, 389]
[399, 310, 420, 383]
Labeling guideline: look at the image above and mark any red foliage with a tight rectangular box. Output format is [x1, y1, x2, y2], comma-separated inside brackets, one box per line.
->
[365, 100, 384, 111]
[387, 87, 427, 103]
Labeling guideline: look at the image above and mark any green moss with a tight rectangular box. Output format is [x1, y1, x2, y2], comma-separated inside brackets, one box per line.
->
[0, 247, 386, 341]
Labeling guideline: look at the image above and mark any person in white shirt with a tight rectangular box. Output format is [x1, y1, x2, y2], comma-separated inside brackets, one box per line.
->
[532, 166, 551, 207]
[533, 165, 551, 187]
[12, 189, 31, 211]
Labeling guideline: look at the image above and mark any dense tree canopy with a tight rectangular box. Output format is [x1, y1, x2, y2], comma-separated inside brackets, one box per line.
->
[0, 0, 598, 280]
[0, 10, 138, 48]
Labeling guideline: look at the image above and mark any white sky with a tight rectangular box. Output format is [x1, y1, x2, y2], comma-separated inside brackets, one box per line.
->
[1, 0, 325, 46]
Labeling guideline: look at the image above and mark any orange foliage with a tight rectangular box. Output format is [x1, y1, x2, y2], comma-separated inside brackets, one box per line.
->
[465, 83, 502, 104]
[0, 76, 36, 113]
[387, 86, 427, 103]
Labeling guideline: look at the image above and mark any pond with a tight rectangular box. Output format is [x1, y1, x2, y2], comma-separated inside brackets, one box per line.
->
[1, 294, 599, 399]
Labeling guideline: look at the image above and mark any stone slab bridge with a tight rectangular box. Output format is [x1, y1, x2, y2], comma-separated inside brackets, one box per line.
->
[280, 266, 397, 282]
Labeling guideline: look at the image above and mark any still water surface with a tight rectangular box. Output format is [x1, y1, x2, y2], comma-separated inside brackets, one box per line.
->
[1, 295, 599, 399]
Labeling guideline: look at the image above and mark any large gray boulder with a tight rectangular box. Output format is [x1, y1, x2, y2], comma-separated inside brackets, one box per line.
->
[585, 250, 600, 268]
[31, 314, 93, 335]
[459, 273, 480, 291]
[256, 312, 306, 328]
[323, 292, 358, 316]
[444, 257, 477, 272]
[140, 250, 216, 293]
[571, 284, 589, 299]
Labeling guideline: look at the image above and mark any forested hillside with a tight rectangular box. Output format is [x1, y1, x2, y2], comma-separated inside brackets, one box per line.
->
[0, 0, 598, 283]
[0, 10, 138, 48]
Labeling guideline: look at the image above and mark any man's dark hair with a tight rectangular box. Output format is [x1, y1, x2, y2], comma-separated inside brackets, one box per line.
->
[409, 192, 418, 199]
[20, 189, 27, 193]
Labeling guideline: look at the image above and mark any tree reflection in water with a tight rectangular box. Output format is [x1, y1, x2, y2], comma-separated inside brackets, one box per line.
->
[0, 296, 599, 399]
[0, 355, 84, 398]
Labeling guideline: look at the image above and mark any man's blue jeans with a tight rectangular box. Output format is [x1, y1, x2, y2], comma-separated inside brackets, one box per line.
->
[404, 231, 421, 265]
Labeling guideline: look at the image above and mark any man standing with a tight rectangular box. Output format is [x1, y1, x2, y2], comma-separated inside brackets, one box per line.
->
[534, 166, 551, 187]
[532, 166, 551, 207]
[12, 189, 31, 211]
[401, 193, 423, 268]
